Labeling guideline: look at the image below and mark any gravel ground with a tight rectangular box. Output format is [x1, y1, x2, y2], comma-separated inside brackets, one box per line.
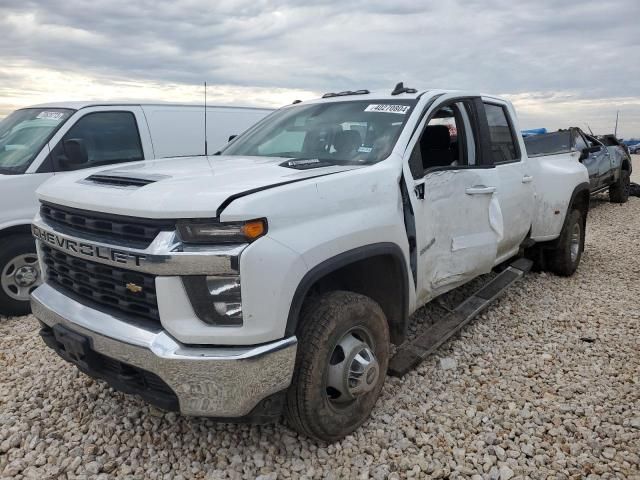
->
[2, 173, 639, 479]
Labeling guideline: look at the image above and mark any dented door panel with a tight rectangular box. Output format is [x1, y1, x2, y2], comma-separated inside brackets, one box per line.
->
[415, 168, 498, 301]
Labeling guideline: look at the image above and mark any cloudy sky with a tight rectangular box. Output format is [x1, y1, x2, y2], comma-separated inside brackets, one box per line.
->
[1, 0, 639, 138]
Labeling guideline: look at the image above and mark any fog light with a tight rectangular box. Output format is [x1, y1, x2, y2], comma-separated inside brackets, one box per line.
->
[183, 275, 243, 326]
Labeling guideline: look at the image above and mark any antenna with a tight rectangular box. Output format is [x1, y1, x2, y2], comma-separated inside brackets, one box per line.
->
[204, 81, 208, 156]
[586, 124, 594, 135]
[614, 110, 619, 137]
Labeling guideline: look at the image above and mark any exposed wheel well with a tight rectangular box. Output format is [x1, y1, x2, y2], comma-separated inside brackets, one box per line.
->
[621, 159, 631, 172]
[286, 244, 409, 345]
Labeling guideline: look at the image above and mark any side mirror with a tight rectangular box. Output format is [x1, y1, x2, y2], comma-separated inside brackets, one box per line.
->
[579, 148, 589, 161]
[228, 135, 238, 142]
[61, 138, 88, 167]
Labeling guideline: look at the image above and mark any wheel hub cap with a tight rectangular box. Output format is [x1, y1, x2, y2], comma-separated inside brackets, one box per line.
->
[15, 265, 38, 287]
[326, 328, 379, 404]
[1, 253, 42, 302]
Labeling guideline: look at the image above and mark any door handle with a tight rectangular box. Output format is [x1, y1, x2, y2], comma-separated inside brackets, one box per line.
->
[465, 185, 496, 195]
[522, 175, 533, 183]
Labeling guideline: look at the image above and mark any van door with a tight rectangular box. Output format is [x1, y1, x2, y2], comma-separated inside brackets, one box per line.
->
[480, 100, 534, 262]
[404, 96, 499, 303]
[46, 106, 154, 173]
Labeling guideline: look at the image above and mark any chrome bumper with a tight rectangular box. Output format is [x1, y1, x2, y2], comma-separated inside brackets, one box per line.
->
[31, 284, 297, 417]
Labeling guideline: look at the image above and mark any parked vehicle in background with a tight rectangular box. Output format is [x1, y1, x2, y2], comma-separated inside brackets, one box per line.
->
[525, 127, 632, 202]
[30, 87, 590, 441]
[629, 143, 640, 154]
[0, 102, 272, 316]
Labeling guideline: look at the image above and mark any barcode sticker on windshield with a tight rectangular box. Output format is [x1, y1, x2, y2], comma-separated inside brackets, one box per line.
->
[36, 111, 65, 121]
[364, 104, 410, 115]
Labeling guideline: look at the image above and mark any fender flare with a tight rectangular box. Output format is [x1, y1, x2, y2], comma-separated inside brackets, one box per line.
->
[284, 242, 410, 339]
[557, 181, 590, 239]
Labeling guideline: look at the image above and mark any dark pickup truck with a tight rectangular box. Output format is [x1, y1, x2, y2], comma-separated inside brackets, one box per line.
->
[525, 128, 632, 203]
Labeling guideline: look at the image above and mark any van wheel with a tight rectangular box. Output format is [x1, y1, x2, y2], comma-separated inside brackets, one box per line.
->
[285, 291, 390, 442]
[609, 169, 630, 203]
[546, 209, 584, 276]
[0, 235, 41, 317]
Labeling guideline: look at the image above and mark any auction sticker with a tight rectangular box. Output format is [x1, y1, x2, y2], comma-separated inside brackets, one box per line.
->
[364, 104, 411, 114]
[36, 111, 65, 121]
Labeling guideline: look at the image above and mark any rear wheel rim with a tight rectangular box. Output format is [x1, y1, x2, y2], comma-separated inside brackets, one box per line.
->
[1, 253, 41, 301]
[570, 222, 581, 263]
[325, 326, 379, 408]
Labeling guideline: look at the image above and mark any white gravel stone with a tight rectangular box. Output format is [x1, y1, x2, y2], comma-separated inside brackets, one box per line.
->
[439, 356, 457, 370]
[1, 192, 639, 478]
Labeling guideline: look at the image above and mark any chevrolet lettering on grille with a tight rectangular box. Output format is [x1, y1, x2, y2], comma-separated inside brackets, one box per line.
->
[32, 225, 147, 267]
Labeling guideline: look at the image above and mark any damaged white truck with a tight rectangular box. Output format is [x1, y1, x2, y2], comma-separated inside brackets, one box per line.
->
[30, 87, 590, 441]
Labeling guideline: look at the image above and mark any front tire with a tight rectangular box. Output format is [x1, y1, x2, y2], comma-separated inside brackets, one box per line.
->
[285, 291, 390, 442]
[546, 209, 584, 276]
[609, 169, 630, 203]
[0, 235, 41, 317]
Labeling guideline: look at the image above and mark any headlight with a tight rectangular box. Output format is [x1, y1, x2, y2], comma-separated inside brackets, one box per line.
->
[177, 218, 267, 244]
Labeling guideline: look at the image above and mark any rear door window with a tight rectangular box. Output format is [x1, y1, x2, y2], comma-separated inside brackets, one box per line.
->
[52, 111, 144, 171]
[483, 103, 519, 163]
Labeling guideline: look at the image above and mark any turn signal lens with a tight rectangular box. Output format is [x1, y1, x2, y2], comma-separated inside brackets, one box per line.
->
[242, 220, 266, 240]
[177, 218, 268, 244]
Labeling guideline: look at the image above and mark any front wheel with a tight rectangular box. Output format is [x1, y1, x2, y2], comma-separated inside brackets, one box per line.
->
[609, 169, 630, 203]
[285, 291, 390, 442]
[546, 209, 584, 276]
[0, 234, 41, 317]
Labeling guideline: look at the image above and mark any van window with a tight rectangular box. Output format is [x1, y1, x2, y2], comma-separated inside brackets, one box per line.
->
[52, 111, 143, 171]
[483, 103, 519, 163]
[0, 108, 73, 174]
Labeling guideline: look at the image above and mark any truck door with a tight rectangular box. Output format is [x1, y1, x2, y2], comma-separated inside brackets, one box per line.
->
[584, 134, 612, 189]
[403, 96, 500, 303]
[479, 100, 534, 262]
[574, 131, 598, 189]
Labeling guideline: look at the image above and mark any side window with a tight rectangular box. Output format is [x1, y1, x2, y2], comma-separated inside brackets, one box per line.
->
[483, 103, 519, 163]
[51, 111, 143, 172]
[409, 101, 473, 177]
[574, 132, 588, 152]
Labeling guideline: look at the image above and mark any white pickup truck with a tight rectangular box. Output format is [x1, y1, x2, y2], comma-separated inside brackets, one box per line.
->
[30, 87, 590, 441]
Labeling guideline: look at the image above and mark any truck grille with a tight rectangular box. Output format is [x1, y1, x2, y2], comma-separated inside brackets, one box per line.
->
[41, 244, 159, 322]
[40, 202, 175, 248]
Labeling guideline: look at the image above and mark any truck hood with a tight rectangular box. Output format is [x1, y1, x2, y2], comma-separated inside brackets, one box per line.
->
[36, 155, 360, 219]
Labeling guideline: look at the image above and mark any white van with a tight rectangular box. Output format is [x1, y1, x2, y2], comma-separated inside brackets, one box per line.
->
[0, 101, 273, 316]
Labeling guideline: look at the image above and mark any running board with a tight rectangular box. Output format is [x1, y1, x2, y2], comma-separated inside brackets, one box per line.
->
[388, 257, 533, 377]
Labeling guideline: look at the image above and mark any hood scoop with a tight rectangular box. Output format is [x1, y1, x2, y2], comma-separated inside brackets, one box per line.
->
[83, 172, 170, 188]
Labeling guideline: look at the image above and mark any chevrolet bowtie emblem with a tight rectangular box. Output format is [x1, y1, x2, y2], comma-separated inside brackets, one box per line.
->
[126, 282, 143, 294]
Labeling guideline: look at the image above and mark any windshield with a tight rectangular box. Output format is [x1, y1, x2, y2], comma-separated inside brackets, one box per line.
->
[0, 108, 74, 174]
[221, 100, 418, 165]
[524, 131, 572, 157]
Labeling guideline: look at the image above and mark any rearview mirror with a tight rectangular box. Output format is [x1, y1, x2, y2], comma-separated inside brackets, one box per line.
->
[61, 138, 88, 166]
[228, 135, 238, 142]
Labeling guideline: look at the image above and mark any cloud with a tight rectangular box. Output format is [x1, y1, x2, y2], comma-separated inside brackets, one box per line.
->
[0, 0, 639, 137]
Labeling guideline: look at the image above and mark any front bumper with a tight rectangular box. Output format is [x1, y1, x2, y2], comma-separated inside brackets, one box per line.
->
[31, 283, 297, 418]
